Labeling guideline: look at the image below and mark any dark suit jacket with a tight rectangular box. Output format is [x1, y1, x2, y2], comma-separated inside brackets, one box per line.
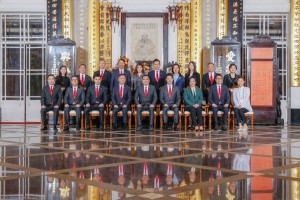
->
[159, 85, 181, 107]
[110, 68, 131, 92]
[111, 85, 131, 106]
[208, 84, 230, 105]
[64, 86, 85, 106]
[93, 69, 112, 90]
[174, 75, 185, 94]
[148, 70, 166, 91]
[134, 85, 157, 106]
[41, 85, 62, 106]
[202, 72, 219, 91]
[85, 84, 108, 105]
[76, 74, 92, 90]
[185, 71, 201, 88]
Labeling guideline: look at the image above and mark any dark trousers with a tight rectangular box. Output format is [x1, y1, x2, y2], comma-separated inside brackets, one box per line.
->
[41, 105, 59, 126]
[137, 105, 154, 126]
[64, 105, 81, 128]
[234, 108, 249, 124]
[186, 106, 203, 126]
[163, 105, 179, 124]
[84, 104, 105, 128]
[212, 105, 229, 128]
[113, 105, 129, 124]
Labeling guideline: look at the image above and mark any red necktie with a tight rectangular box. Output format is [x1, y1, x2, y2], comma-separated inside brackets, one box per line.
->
[81, 74, 84, 86]
[120, 69, 123, 75]
[119, 165, 124, 176]
[100, 70, 104, 79]
[218, 86, 221, 99]
[143, 162, 148, 175]
[120, 85, 123, 98]
[50, 85, 53, 95]
[155, 71, 159, 82]
[144, 86, 148, 97]
[168, 85, 172, 97]
[73, 87, 77, 98]
[96, 85, 99, 97]
[209, 73, 213, 84]
[155, 175, 159, 189]
[167, 164, 172, 175]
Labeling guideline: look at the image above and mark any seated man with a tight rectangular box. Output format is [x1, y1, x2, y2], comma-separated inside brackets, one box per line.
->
[134, 75, 157, 131]
[64, 75, 85, 131]
[159, 73, 181, 131]
[40, 74, 62, 131]
[84, 74, 108, 131]
[208, 74, 230, 131]
[111, 74, 131, 131]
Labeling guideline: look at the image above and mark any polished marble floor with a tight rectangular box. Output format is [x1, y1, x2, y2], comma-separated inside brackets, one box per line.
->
[0, 124, 299, 199]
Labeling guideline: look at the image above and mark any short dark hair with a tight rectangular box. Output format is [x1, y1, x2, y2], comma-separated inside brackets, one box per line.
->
[215, 74, 223, 79]
[71, 75, 78, 80]
[189, 77, 196, 83]
[118, 58, 125, 64]
[79, 64, 87, 69]
[166, 73, 173, 79]
[153, 59, 160, 64]
[47, 74, 55, 79]
[229, 63, 237, 70]
[142, 74, 150, 79]
[207, 62, 215, 66]
[94, 74, 101, 79]
[118, 74, 126, 78]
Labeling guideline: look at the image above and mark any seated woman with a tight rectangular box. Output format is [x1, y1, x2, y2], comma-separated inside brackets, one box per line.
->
[55, 65, 70, 110]
[172, 64, 185, 96]
[223, 63, 240, 91]
[232, 77, 252, 130]
[184, 77, 204, 131]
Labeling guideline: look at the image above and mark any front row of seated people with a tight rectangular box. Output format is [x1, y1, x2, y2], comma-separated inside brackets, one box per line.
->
[41, 71, 252, 132]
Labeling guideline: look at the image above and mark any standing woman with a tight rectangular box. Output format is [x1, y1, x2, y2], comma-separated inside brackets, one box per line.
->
[233, 77, 252, 130]
[131, 64, 144, 96]
[185, 61, 201, 88]
[184, 77, 204, 131]
[223, 63, 240, 90]
[172, 64, 185, 96]
[55, 65, 70, 110]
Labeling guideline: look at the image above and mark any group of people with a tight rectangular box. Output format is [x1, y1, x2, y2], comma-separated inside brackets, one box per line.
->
[40, 58, 252, 132]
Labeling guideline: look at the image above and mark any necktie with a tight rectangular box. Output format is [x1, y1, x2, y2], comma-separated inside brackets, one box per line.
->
[120, 85, 123, 98]
[96, 85, 99, 97]
[143, 162, 148, 175]
[218, 86, 221, 99]
[209, 73, 213, 84]
[144, 86, 148, 97]
[155, 71, 159, 82]
[168, 85, 172, 97]
[155, 175, 159, 189]
[119, 165, 124, 176]
[192, 89, 196, 98]
[167, 164, 172, 175]
[81, 74, 84, 86]
[100, 70, 104, 79]
[50, 85, 53, 95]
[73, 87, 77, 98]
[120, 69, 123, 75]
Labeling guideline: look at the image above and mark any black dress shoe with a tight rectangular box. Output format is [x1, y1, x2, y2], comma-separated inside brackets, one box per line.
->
[112, 126, 116, 131]
[63, 126, 69, 131]
[85, 127, 91, 131]
[149, 125, 154, 131]
[163, 124, 168, 131]
[214, 127, 218, 131]
[222, 125, 228, 131]
[99, 126, 104, 131]
[123, 125, 128, 131]
[189, 126, 195, 131]
[76, 127, 81, 131]
[137, 126, 142, 131]
[40, 126, 48, 131]
[174, 124, 178, 131]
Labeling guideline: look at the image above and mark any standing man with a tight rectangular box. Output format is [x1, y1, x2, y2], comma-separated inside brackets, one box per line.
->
[84, 74, 108, 131]
[202, 63, 219, 103]
[93, 59, 111, 90]
[134, 75, 157, 131]
[111, 74, 131, 131]
[159, 74, 181, 131]
[40, 74, 62, 131]
[77, 64, 92, 93]
[148, 59, 166, 99]
[64, 76, 85, 131]
[110, 59, 131, 92]
[208, 74, 230, 131]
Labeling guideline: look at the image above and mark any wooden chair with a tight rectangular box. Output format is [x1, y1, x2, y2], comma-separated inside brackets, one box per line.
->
[88, 106, 109, 130]
[109, 104, 132, 130]
[159, 109, 182, 130]
[60, 110, 84, 129]
[133, 104, 158, 129]
[182, 105, 207, 131]
[208, 110, 230, 130]
[231, 111, 254, 130]
[40, 111, 64, 129]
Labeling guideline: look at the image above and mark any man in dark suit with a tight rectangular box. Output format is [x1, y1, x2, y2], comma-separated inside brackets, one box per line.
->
[77, 64, 92, 93]
[40, 74, 62, 131]
[134, 75, 157, 131]
[84, 74, 108, 131]
[208, 74, 230, 131]
[63, 75, 85, 131]
[111, 74, 131, 131]
[202, 63, 219, 103]
[93, 59, 111, 90]
[148, 59, 166, 100]
[159, 73, 181, 131]
[110, 59, 131, 92]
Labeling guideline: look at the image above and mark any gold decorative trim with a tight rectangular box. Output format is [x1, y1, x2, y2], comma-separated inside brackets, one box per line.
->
[62, 0, 73, 39]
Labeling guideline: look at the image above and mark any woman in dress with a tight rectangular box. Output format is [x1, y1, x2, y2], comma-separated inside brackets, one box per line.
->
[232, 77, 252, 130]
[131, 64, 144, 96]
[55, 65, 70, 110]
[185, 61, 201, 88]
[223, 63, 240, 90]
